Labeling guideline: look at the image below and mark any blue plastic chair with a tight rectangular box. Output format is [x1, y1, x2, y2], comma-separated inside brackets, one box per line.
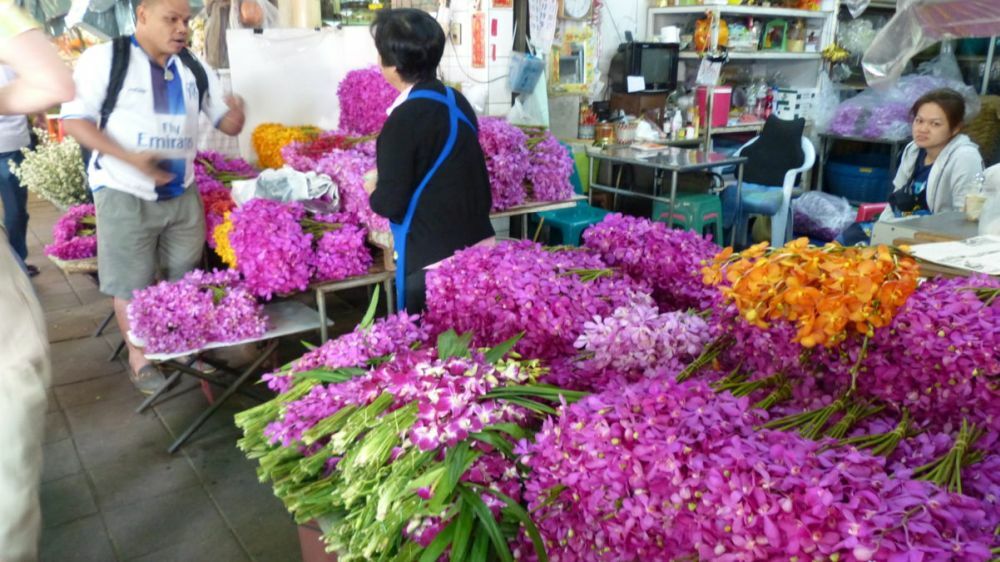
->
[529, 145, 609, 246]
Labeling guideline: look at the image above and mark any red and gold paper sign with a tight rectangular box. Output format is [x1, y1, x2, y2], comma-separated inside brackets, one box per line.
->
[472, 12, 486, 69]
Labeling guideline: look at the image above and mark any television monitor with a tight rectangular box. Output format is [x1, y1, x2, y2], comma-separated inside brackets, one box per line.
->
[609, 42, 680, 93]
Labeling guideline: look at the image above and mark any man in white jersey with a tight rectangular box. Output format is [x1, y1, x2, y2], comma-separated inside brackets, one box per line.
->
[62, 0, 245, 394]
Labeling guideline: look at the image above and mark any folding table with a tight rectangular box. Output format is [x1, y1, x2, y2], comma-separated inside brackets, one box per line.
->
[133, 300, 326, 453]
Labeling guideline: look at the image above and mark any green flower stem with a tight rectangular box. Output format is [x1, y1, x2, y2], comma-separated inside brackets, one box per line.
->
[912, 418, 985, 494]
[835, 409, 912, 456]
[676, 336, 733, 383]
[825, 402, 884, 440]
[848, 335, 870, 395]
[763, 394, 852, 440]
[714, 372, 783, 398]
[754, 380, 792, 411]
[560, 268, 615, 282]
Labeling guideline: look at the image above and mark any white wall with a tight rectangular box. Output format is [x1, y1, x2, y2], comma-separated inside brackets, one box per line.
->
[438, 2, 516, 117]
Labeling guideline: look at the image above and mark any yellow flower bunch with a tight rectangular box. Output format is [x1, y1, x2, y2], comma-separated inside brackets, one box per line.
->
[251, 123, 322, 169]
[213, 213, 237, 268]
[703, 238, 920, 348]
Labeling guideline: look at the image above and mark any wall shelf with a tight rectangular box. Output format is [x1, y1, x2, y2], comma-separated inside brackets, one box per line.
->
[648, 6, 832, 19]
[679, 51, 823, 60]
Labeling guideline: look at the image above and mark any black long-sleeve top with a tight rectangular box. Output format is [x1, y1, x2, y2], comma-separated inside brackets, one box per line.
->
[370, 80, 494, 277]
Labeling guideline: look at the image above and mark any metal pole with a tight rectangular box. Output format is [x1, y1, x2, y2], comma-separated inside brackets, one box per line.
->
[982, 36, 996, 96]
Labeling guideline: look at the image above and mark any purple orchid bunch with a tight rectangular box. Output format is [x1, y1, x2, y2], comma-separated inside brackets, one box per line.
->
[583, 213, 721, 311]
[261, 311, 427, 394]
[525, 130, 575, 202]
[424, 240, 649, 361]
[858, 275, 1000, 434]
[519, 376, 997, 562]
[228, 199, 315, 299]
[45, 203, 97, 260]
[313, 143, 389, 234]
[311, 220, 372, 283]
[128, 268, 267, 354]
[195, 150, 256, 185]
[336, 66, 398, 136]
[573, 301, 713, 382]
[478, 117, 530, 211]
[263, 347, 533, 449]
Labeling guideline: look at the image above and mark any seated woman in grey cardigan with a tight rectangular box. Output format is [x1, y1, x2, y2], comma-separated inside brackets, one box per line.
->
[879, 88, 983, 221]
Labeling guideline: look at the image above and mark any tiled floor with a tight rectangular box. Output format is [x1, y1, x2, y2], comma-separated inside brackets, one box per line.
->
[27, 195, 331, 562]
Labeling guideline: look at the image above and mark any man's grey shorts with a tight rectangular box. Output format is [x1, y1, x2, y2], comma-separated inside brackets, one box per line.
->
[94, 186, 205, 300]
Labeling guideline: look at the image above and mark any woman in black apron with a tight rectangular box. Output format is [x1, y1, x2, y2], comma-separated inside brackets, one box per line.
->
[366, 9, 495, 312]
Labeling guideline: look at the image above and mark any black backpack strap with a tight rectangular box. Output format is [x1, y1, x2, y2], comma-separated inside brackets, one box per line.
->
[177, 48, 208, 111]
[99, 36, 132, 130]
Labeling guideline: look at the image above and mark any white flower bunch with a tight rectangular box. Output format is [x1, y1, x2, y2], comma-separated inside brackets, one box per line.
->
[9, 128, 89, 210]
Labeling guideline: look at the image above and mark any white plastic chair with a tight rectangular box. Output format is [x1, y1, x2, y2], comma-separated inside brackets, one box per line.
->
[731, 135, 816, 248]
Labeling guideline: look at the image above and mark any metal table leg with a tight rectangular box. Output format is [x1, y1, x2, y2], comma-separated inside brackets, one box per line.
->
[383, 278, 395, 315]
[134, 370, 183, 413]
[667, 169, 679, 227]
[167, 340, 279, 453]
[108, 340, 125, 362]
[733, 163, 745, 247]
[94, 310, 115, 338]
[317, 289, 328, 343]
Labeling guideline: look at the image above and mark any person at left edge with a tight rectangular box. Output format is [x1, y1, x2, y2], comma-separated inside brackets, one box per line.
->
[61, 0, 245, 395]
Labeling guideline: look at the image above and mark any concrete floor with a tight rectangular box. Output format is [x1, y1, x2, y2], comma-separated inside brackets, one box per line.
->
[29, 195, 314, 562]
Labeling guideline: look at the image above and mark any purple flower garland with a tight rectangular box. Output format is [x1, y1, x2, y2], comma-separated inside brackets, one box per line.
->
[336, 66, 398, 136]
[45, 203, 97, 260]
[478, 117, 530, 211]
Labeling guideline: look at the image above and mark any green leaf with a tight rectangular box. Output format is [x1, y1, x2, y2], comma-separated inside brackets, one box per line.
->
[300, 340, 318, 351]
[437, 329, 473, 360]
[360, 289, 381, 330]
[469, 524, 490, 561]
[530, 484, 567, 515]
[495, 396, 558, 416]
[292, 366, 367, 383]
[457, 486, 514, 562]
[483, 333, 524, 364]
[485, 423, 529, 441]
[429, 442, 479, 513]
[449, 498, 476, 562]
[418, 518, 457, 562]
[470, 430, 515, 459]
[469, 483, 548, 562]
[484, 384, 588, 402]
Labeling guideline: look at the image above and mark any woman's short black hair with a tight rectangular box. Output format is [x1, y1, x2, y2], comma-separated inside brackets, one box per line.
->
[911, 88, 967, 131]
[371, 9, 445, 84]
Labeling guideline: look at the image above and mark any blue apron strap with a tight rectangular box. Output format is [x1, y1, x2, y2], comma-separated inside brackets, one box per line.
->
[390, 87, 473, 311]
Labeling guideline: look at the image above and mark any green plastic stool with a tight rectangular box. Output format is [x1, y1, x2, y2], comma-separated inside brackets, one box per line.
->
[652, 193, 724, 243]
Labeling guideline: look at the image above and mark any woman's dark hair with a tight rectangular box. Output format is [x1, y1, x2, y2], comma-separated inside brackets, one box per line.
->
[371, 9, 445, 84]
[911, 88, 966, 131]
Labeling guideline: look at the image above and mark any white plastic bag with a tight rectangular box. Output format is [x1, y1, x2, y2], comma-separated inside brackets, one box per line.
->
[232, 167, 338, 207]
[792, 191, 856, 241]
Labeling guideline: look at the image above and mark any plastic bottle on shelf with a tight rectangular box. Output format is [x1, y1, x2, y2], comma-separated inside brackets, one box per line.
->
[670, 109, 684, 140]
[978, 175, 1000, 236]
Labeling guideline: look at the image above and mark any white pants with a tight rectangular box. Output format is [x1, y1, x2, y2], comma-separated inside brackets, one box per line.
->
[0, 229, 50, 562]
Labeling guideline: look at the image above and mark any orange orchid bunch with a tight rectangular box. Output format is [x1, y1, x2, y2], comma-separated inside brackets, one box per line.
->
[703, 238, 920, 348]
[251, 123, 322, 169]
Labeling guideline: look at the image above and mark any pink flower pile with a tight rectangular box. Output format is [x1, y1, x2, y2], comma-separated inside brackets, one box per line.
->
[583, 213, 721, 311]
[478, 117, 530, 211]
[262, 311, 427, 394]
[336, 66, 398, 136]
[227, 200, 372, 299]
[127, 269, 267, 354]
[194, 151, 254, 248]
[45, 203, 97, 260]
[859, 275, 1000, 433]
[519, 377, 997, 562]
[526, 131, 575, 202]
[228, 199, 316, 299]
[424, 240, 649, 361]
